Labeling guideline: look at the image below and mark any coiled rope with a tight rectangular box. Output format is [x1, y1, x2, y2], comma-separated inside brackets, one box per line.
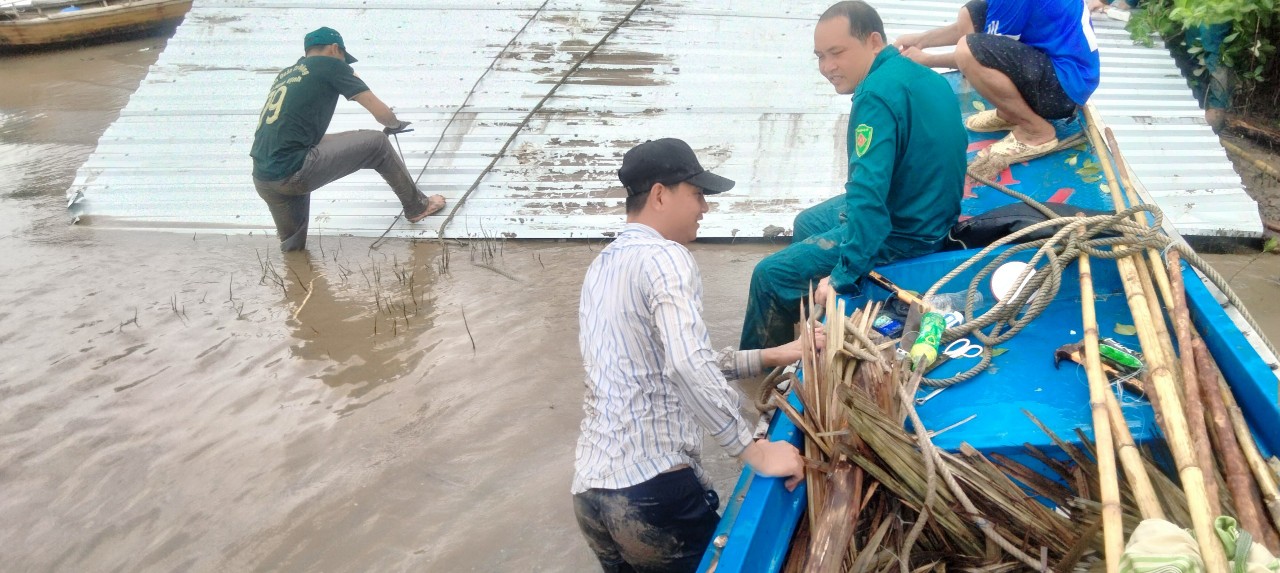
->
[917, 172, 1279, 388]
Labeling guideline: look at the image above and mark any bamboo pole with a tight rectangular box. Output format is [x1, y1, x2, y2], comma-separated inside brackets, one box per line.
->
[1163, 251, 1223, 518]
[1118, 128, 1252, 522]
[1084, 105, 1230, 573]
[1102, 387, 1166, 519]
[1105, 128, 1179, 312]
[1190, 336, 1280, 550]
[1077, 227, 1124, 573]
[1222, 138, 1280, 183]
[1104, 129, 1186, 424]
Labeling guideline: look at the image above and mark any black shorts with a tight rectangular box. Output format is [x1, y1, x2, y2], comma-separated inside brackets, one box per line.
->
[962, 0, 1078, 120]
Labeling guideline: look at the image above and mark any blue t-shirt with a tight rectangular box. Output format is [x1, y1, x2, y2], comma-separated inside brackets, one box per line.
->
[984, 0, 1101, 105]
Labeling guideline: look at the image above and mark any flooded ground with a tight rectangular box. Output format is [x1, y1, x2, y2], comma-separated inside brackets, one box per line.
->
[2, 36, 1280, 573]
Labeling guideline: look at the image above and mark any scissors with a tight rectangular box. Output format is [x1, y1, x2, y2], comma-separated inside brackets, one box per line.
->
[943, 338, 983, 359]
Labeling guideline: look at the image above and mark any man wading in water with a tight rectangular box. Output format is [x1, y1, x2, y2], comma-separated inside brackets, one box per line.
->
[250, 26, 445, 252]
[572, 138, 819, 573]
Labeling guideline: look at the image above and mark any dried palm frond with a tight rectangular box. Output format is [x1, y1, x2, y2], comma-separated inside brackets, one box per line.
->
[776, 305, 1097, 572]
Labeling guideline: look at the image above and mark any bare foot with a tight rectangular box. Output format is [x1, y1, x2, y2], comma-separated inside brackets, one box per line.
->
[407, 194, 446, 223]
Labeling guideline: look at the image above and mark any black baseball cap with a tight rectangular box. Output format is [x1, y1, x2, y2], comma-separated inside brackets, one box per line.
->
[618, 138, 735, 196]
[305, 27, 357, 64]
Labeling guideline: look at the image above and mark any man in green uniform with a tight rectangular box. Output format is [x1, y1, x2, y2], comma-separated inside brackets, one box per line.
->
[251, 27, 446, 252]
[740, 1, 966, 350]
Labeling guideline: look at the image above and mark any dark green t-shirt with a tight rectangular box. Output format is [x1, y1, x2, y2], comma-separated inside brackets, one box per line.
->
[831, 46, 967, 293]
[250, 55, 370, 181]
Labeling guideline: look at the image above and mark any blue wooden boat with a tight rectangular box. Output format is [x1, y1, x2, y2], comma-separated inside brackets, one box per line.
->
[699, 72, 1280, 572]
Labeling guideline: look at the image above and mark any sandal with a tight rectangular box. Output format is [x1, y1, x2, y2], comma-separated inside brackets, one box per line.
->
[968, 133, 1058, 180]
[964, 110, 1016, 133]
[982, 132, 1058, 164]
[407, 194, 446, 223]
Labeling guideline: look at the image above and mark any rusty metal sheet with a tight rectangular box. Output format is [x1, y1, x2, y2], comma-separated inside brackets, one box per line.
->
[67, 0, 1258, 239]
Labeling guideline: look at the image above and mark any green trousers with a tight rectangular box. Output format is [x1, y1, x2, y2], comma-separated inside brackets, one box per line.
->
[739, 196, 942, 350]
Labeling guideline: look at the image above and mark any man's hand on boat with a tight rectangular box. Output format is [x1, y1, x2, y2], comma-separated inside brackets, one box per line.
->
[812, 276, 837, 307]
[762, 324, 825, 367]
[741, 439, 806, 491]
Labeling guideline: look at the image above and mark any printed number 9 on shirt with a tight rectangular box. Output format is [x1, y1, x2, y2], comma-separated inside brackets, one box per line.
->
[258, 85, 288, 127]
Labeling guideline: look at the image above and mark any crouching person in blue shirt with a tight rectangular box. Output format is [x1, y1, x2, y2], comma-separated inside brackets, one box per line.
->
[895, 0, 1101, 166]
[573, 138, 817, 573]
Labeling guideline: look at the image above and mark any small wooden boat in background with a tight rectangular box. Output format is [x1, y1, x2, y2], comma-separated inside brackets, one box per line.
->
[0, 0, 192, 49]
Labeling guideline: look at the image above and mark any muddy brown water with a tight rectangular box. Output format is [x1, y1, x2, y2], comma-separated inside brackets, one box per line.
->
[3, 36, 1280, 573]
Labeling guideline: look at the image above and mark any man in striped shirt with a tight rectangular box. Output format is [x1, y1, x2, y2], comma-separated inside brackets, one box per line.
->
[572, 138, 810, 573]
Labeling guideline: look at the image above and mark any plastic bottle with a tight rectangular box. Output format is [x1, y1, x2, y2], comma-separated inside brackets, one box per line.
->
[924, 291, 984, 314]
[909, 311, 946, 367]
[926, 291, 985, 330]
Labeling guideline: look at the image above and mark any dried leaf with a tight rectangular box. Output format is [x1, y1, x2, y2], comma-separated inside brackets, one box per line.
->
[1066, 154, 1079, 166]
[991, 347, 1009, 357]
[1114, 323, 1138, 336]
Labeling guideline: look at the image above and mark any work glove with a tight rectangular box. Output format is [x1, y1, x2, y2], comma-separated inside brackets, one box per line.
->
[383, 120, 413, 135]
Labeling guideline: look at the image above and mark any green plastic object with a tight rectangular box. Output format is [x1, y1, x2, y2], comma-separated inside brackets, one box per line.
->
[910, 311, 946, 367]
[1099, 341, 1144, 371]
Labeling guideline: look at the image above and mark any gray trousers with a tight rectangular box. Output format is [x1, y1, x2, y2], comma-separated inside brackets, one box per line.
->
[253, 130, 428, 251]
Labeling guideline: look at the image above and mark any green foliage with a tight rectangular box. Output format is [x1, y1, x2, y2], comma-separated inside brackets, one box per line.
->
[1127, 0, 1279, 98]
[1265, 236, 1279, 253]
[1127, 2, 1182, 48]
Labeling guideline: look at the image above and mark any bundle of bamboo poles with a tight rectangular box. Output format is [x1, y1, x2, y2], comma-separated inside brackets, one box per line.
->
[1076, 106, 1280, 570]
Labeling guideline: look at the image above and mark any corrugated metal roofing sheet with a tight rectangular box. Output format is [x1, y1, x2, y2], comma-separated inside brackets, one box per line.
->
[67, 0, 1260, 239]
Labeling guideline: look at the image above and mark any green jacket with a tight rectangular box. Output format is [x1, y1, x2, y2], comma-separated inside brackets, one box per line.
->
[831, 46, 966, 293]
[250, 56, 370, 181]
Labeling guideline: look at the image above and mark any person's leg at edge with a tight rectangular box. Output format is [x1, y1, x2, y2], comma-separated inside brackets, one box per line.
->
[303, 130, 439, 219]
[959, 0, 983, 36]
[792, 194, 844, 244]
[955, 36, 1055, 146]
[573, 492, 637, 573]
[740, 226, 842, 350]
[254, 183, 310, 252]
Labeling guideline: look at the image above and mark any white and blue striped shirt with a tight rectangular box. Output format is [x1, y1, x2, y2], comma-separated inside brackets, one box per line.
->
[572, 223, 763, 494]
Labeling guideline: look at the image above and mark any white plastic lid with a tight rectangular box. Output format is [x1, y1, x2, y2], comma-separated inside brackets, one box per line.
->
[991, 261, 1037, 303]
